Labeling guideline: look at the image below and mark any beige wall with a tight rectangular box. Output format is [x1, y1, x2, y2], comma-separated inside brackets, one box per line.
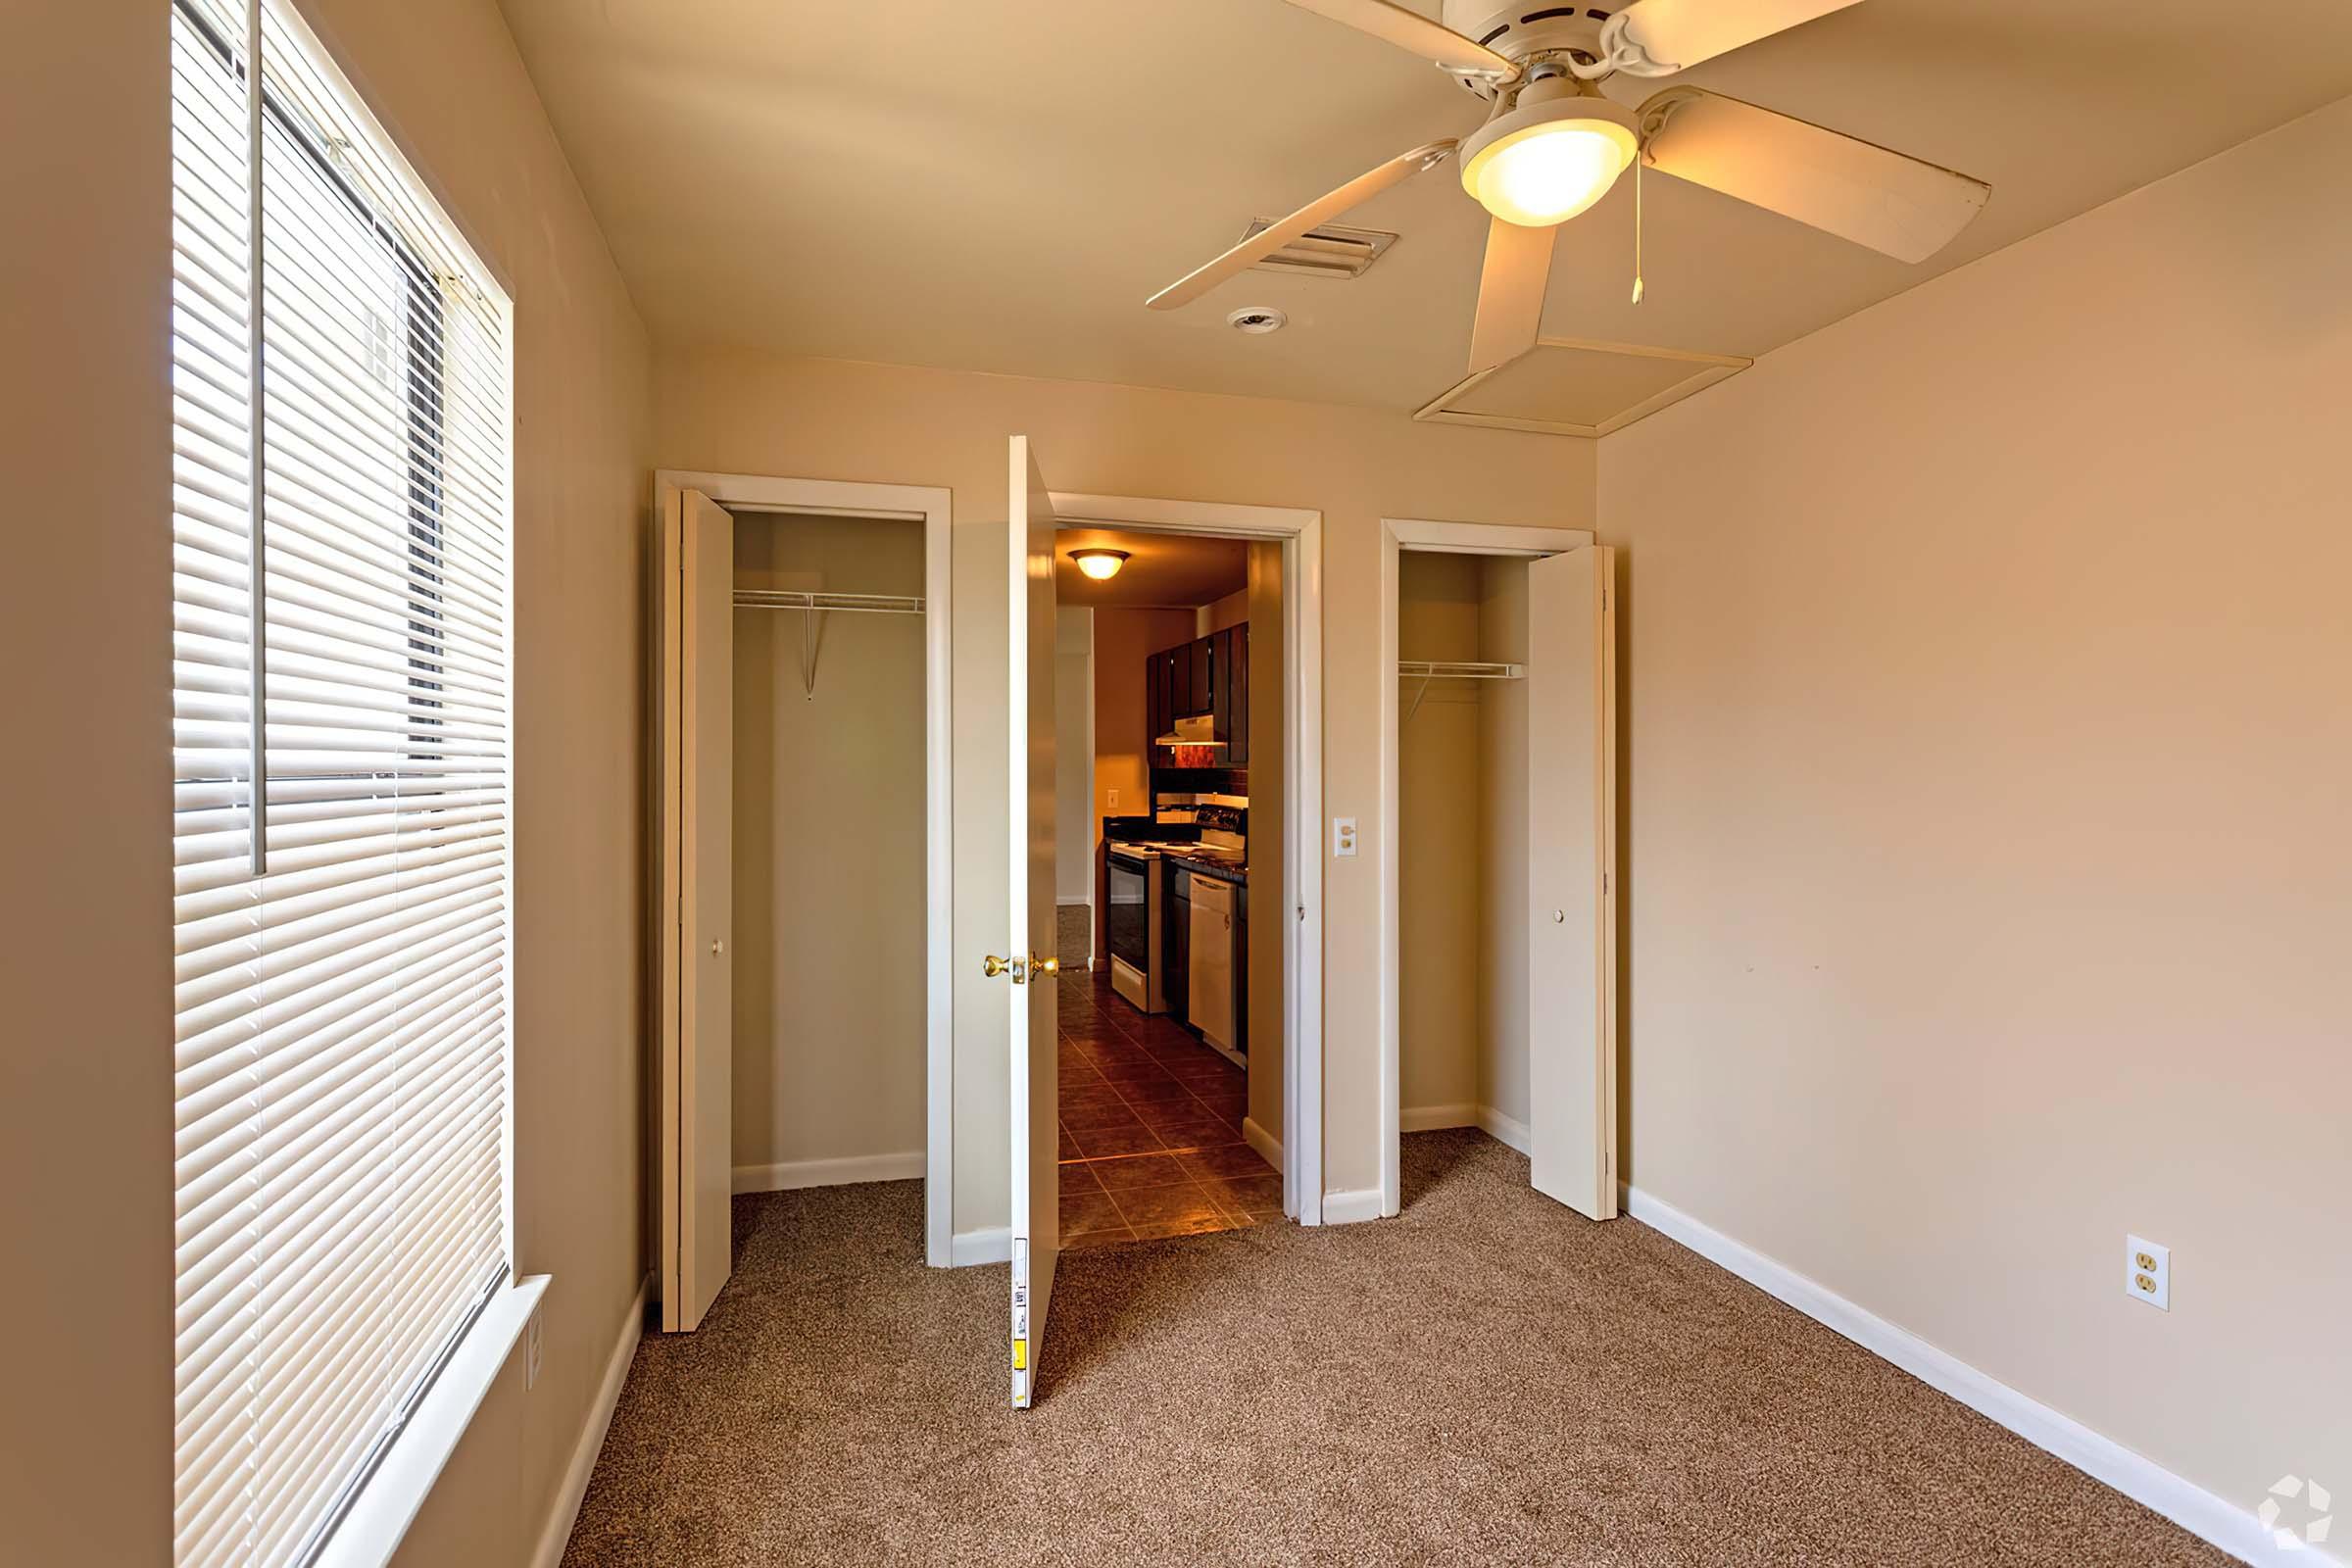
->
[1475, 557, 1532, 1127]
[1396, 555, 1485, 1113]
[1, 6, 174, 1559]
[654, 348, 1595, 1229]
[1054, 608, 1096, 906]
[731, 514, 928, 1175]
[0, 2, 654, 1563]
[1598, 96, 2352, 1519]
[1198, 585, 1249, 636]
[1091, 607, 1198, 829]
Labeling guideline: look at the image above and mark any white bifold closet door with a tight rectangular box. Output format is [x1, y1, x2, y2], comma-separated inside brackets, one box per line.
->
[659, 487, 735, 1331]
[1526, 545, 1620, 1220]
[1000, 436, 1061, 1407]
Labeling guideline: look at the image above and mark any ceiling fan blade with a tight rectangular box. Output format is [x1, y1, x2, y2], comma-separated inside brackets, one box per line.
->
[1147, 141, 1456, 311]
[1467, 217, 1555, 375]
[1603, 0, 1865, 74]
[1641, 88, 1989, 263]
[1277, 0, 1516, 78]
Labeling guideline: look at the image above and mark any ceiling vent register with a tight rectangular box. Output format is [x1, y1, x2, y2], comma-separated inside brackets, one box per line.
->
[1240, 220, 1399, 279]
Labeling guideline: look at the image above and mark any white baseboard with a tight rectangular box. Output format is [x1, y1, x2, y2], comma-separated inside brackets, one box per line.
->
[1242, 1115, 1284, 1170]
[1398, 1102, 1531, 1155]
[731, 1151, 923, 1195]
[530, 1273, 648, 1568]
[1321, 1187, 1383, 1225]
[950, 1227, 1010, 1266]
[1623, 1184, 2328, 1568]
[1477, 1105, 1529, 1154]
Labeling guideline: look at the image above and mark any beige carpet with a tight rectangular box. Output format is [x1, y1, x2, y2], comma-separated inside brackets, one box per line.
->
[561, 1131, 2227, 1566]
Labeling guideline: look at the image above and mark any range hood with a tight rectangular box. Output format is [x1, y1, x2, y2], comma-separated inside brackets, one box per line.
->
[1153, 714, 1224, 749]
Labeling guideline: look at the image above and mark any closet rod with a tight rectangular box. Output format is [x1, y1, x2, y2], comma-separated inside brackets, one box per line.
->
[732, 590, 924, 615]
[1398, 660, 1522, 725]
[1396, 660, 1524, 680]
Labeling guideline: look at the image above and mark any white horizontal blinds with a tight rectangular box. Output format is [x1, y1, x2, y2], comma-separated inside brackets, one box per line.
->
[171, 1, 514, 1565]
[171, 7, 265, 1565]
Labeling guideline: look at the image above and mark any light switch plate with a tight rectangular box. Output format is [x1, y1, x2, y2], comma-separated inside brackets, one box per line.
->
[2127, 1235, 2170, 1311]
[1107, 788, 1119, 809]
[1332, 817, 1358, 858]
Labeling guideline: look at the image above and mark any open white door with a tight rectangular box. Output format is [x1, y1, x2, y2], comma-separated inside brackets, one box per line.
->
[1000, 436, 1060, 1406]
[1526, 545, 1619, 1220]
[658, 487, 735, 1330]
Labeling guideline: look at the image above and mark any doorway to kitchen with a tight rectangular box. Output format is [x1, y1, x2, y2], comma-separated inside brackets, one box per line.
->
[1051, 524, 1288, 1247]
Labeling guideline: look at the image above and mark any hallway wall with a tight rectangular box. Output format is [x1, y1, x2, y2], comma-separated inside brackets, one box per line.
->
[654, 349, 1596, 1235]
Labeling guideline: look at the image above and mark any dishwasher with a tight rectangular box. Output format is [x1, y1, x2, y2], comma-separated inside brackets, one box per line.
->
[1188, 874, 1238, 1054]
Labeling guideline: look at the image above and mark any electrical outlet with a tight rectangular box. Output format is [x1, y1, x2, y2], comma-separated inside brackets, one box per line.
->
[526, 1306, 544, 1388]
[2127, 1235, 2170, 1311]
[1332, 817, 1358, 858]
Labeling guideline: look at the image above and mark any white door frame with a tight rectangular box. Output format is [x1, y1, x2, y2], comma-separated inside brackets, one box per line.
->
[1051, 492, 1327, 1225]
[1376, 517, 1594, 1219]
[654, 469, 956, 1266]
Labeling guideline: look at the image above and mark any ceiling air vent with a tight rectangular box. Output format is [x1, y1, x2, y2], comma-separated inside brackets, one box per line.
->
[1240, 220, 1397, 280]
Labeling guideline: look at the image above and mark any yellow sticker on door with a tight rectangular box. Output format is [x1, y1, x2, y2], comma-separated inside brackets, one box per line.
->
[1012, 1339, 1028, 1370]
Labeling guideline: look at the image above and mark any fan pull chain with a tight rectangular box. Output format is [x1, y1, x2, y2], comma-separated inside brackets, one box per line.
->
[1631, 147, 1645, 305]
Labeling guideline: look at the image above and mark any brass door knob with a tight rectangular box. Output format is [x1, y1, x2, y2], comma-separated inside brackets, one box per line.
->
[1030, 956, 1059, 978]
[983, 955, 1018, 979]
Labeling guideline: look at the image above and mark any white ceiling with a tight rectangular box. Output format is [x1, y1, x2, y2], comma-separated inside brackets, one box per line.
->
[497, 0, 2352, 415]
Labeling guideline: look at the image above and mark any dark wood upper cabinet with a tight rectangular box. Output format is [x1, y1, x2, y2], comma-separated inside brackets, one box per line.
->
[1227, 625, 1249, 766]
[1147, 626, 1250, 769]
[1168, 642, 1193, 719]
[1204, 627, 1232, 754]
[1185, 639, 1212, 714]
[1147, 648, 1172, 758]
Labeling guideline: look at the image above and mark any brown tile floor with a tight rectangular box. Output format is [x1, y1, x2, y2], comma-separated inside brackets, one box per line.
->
[1055, 968, 1278, 1248]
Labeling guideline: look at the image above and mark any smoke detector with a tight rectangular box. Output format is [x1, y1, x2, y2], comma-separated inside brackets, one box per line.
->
[1227, 307, 1288, 334]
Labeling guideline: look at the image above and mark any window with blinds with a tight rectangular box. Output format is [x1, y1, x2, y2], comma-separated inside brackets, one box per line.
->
[171, 2, 514, 1564]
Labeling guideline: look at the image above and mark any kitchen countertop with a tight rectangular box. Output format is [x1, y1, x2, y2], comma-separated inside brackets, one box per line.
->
[1156, 848, 1248, 884]
[1103, 839, 1249, 884]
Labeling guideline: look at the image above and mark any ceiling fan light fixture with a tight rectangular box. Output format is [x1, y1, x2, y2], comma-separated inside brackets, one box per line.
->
[1460, 87, 1639, 228]
[1070, 548, 1131, 581]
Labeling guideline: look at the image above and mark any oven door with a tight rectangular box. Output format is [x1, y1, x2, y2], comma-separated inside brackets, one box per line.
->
[1105, 853, 1151, 974]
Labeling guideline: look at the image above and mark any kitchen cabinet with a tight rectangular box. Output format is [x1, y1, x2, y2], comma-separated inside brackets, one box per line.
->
[1148, 624, 1250, 768]
[1168, 644, 1194, 719]
[1148, 648, 1172, 749]
[1212, 625, 1249, 765]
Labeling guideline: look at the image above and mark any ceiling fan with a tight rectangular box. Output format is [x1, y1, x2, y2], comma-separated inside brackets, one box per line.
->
[1148, 0, 1990, 377]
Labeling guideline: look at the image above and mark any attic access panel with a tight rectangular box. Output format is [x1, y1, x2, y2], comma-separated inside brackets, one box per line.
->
[1414, 338, 1752, 438]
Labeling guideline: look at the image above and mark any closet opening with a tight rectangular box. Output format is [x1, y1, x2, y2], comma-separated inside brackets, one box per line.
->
[1379, 521, 1618, 1226]
[652, 471, 953, 1334]
[730, 506, 930, 1204]
[1050, 524, 1290, 1247]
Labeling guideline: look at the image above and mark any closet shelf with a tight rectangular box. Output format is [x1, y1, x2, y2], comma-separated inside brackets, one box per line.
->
[1396, 660, 1523, 680]
[735, 589, 922, 701]
[733, 590, 924, 615]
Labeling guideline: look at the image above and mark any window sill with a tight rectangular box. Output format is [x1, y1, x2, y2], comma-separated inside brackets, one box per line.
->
[314, 1274, 551, 1568]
